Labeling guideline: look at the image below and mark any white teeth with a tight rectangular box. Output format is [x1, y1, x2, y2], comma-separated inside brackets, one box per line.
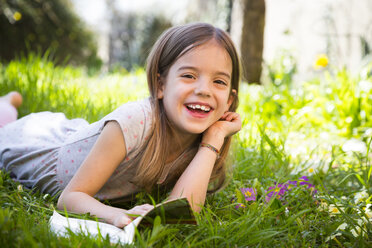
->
[187, 104, 211, 112]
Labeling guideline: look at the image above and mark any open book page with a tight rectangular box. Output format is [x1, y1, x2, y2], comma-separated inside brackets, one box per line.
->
[49, 210, 141, 244]
[49, 198, 196, 245]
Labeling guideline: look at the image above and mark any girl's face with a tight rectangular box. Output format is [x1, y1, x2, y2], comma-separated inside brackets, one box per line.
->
[158, 39, 235, 136]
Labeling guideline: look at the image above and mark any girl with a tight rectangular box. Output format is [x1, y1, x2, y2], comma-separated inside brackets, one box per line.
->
[0, 23, 241, 228]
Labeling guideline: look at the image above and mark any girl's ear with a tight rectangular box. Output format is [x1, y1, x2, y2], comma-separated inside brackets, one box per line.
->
[227, 89, 236, 108]
[157, 86, 164, 99]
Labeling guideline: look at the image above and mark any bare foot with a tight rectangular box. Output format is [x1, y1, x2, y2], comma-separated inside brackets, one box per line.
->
[0, 91, 23, 108]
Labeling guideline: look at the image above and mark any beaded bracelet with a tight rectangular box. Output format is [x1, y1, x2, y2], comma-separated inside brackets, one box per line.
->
[200, 142, 220, 158]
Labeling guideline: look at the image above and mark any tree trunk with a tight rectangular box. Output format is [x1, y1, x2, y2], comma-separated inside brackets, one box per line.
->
[226, 0, 233, 33]
[240, 0, 265, 84]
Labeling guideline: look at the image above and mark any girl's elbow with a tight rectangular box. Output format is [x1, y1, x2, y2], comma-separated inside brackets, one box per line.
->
[56, 191, 69, 210]
[56, 196, 64, 210]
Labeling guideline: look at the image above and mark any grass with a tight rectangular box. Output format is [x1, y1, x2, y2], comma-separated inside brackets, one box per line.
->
[0, 53, 371, 247]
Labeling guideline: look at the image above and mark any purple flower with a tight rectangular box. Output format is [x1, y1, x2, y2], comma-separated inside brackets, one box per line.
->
[287, 180, 297, 185]
[238, 175, 318, 207]
[265, 184, 288, 202]
[285, 181, 297, 191]
[274, 183, 288, 195]
[240, 188, 257, 201]
[299, 181, 315, 188]
[299, 176, 309, 181]
[285, 180, 298, 190]
[235, 203, 246, 209]
[265, 187, 275, 202]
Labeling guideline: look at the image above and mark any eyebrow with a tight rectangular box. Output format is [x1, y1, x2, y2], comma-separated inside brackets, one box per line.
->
[177, 66, 231, 79]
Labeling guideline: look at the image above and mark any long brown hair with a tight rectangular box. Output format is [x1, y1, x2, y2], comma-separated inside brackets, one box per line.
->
[132, 23, 240, 192]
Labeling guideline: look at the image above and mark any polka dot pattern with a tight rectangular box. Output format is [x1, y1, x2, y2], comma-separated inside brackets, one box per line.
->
[54, 99, 153, 201]
[1, 99, 154, 203]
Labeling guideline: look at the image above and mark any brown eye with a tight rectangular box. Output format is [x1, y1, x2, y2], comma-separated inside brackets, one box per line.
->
[214, 80, 227, 86]
[182, 74, 194, 79]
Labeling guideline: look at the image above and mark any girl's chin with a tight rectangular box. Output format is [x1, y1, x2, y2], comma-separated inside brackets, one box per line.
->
[183, 126, 209, 135]
[172, 124, 207, 136]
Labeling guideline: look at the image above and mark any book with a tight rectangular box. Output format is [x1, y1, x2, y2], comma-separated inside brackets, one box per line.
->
[49, 198, 196, 244]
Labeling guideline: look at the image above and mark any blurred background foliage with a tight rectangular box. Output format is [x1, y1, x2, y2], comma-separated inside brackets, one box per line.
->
[0, 0, 266, 81]
[108, 12, 172, 72]
[0, 0, 102, 69]
[105, 0, 235, 73]
[0, 0, 371, 83]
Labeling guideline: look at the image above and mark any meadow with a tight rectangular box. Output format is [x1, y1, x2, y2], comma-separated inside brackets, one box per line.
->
[0, 53, 371, 247]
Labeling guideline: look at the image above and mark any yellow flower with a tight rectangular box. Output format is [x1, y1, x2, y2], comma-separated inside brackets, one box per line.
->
[328, 204, 343, 216]
[314, 54, 328, 69]
[308, 168, 314, 173]
[354, 190, 369, 204]
[13, 11, 22, 21]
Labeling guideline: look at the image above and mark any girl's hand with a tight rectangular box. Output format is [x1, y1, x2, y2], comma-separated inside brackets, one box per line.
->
[217, 111, 242, 137]
[203, 112, 242, 147]
[112, 204, 154, 228]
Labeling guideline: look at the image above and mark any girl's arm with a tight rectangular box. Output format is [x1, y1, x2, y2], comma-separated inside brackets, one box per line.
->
[57, 121, 153, 227]
[169, 112, 241, 212]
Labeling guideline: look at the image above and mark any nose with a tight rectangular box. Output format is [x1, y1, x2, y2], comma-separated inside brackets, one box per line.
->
[194, 77, 211, 97]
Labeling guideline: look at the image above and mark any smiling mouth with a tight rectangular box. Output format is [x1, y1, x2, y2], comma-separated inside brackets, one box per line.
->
[185, 103, 212, 113]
